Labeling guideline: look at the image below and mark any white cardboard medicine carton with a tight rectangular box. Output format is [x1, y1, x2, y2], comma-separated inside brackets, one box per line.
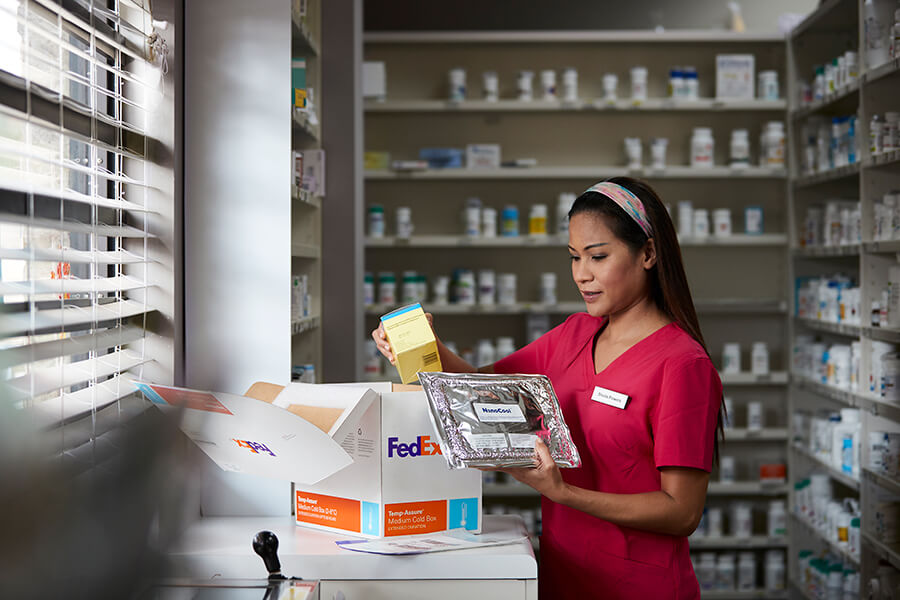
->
[135, 380, 482, 539]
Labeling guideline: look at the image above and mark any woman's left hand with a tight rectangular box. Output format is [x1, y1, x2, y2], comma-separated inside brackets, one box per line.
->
[499, 439, 568, 503]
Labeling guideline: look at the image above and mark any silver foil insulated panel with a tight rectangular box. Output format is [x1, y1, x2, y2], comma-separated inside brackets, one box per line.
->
[417, 371, 581, 469]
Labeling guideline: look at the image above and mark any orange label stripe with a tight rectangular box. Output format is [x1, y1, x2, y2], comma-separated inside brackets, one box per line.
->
[383, 499, 447, 537]
[295, 491, 361, 533]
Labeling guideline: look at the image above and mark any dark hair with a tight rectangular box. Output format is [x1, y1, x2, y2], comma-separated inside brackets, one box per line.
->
[569, 176, 725, 461]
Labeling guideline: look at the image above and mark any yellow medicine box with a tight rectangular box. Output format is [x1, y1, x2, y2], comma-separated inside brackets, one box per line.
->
[364, 151, 390, 170]
[381, 303, 442, 384]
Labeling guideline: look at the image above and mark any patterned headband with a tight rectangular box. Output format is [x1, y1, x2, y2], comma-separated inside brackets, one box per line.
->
[583, 181, 653, 238]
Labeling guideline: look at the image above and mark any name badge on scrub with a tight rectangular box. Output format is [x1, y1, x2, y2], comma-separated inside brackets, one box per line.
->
[591, 386, 629, 409]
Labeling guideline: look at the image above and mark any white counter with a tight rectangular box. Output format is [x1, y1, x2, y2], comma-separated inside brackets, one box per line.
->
[164, 514, 538, 582]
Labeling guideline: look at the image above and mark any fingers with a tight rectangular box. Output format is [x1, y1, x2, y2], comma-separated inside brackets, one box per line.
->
[533, 438, 553, 467]
[370, 324, 395, 364]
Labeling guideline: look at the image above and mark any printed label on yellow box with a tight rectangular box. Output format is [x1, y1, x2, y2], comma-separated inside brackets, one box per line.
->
[381, 303, 442, 384]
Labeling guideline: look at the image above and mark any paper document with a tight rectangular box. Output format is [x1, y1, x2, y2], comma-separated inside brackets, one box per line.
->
[335, 528, 528, 555]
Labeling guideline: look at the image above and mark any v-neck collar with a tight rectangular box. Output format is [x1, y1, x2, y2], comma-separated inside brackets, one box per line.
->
[586, 320, 675, 377]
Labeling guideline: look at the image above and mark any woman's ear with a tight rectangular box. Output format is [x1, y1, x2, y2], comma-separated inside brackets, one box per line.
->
[642, 238, 658, 270]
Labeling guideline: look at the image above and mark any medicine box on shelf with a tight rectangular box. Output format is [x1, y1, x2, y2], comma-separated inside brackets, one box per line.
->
[716, 54, 755, 100]
[363, 61, 386, 101]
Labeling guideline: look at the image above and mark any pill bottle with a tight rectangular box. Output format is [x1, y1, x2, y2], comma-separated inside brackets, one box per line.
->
[501, 205, 520, 237]
[691, 127, 715, 168]
[529, 204, 548, 236]
[368, 205, 385, 237]
[449, 68, 466, 102]
[482, 71, 499, 102]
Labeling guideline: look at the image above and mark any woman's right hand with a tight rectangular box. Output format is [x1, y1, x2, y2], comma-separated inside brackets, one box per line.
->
[371, 312, 435, 365]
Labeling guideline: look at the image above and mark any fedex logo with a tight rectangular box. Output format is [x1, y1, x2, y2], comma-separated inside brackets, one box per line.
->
[233, 439, 276, 457]
[387, 436, 442, 458]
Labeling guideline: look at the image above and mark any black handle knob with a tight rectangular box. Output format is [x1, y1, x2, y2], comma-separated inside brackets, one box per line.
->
[252, 530, 282, 578]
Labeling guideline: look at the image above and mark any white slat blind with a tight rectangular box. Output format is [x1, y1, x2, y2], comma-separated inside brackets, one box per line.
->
[0, 0, 163, 439]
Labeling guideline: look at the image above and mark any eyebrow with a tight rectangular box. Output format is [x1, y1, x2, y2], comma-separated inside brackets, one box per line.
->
[568, 243, 609, 252]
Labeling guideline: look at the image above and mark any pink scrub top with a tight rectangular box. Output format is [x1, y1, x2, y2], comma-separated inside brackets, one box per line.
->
[493, 313, 722, 600]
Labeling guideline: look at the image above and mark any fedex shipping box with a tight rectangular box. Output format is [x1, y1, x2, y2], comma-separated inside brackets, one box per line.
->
[135, 381, 481, 538]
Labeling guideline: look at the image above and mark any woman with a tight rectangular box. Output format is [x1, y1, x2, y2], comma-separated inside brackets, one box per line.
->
[372, 176, 723, 599]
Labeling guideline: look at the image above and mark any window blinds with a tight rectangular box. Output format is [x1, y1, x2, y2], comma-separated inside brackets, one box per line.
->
[0, 0, 162, 437]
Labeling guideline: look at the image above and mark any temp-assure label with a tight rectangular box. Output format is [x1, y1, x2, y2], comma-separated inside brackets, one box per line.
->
[295, 491, 361, 532]
[384, 499, 447, 536]
[472, 402, 526, 423]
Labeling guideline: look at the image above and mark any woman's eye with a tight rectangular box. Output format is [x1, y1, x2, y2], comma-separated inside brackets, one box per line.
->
[569, 255, 579, 261]
[591, 255, 607, 261]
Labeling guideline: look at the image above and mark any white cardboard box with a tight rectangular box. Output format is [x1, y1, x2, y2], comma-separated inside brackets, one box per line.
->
[363, 61, 386, 100]
[716, 54, 755, 100]
[466, 144, 501, 169]
[135, 381, 482, 539]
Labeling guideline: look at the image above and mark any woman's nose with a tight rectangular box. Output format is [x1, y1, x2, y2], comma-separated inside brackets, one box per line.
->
[572, 259, 591, 282]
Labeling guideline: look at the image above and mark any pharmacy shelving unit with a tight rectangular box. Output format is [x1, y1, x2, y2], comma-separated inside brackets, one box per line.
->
[363, 29, 793, 585]
[787, 0, 900, 596]
[291, 0, 323, 380]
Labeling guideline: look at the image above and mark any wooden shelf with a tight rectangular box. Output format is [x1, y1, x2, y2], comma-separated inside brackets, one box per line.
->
[707, 482, 788, 496]
[722, 428, 789, 442]
[291, 185, 322, 209]
[366, 302, 576, 315]
[864, 56, 900, 85]
[365, 98, 787, 113]
[863, 532, 900, 571]
[790, 513, 860, 566]
[790, 79, 859, 120]
[700, 592, 787, 600]
[694, 299, 788, 314]
[790, 579, 814, 600]
[289, 1, 321, 386]
[791, 444, 860, 491]
[487, 482, 788, 498]
[865, 148, 900, 169]
[365, 166, 787, 181]
[365, 299, 786, 317]
[864, 240, 900, 253]
[291, 315, 320, 336]
[719, 372, 789, 386]
[483, 484, 539, 498]
[364, 30, 786, 44]
[365, 234, 787, 248]
[789, 0, 858, 40]
[292, 111, 320, 142]
[865, 326, 900, 344]
[795, 317, 861, 338]
[792, 376, 867, 407]
[793, 162, 860, 187]
[291, 10, 319, 56]
[862, 468, 900, 497]
[291, 243, 321, 259]
[689, 535, 788, 549]
[792, 244, 861, 257]
[793, 376, 900, 424]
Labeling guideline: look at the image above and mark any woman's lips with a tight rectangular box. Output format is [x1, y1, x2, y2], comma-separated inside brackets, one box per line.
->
[581, 291, 601, 302]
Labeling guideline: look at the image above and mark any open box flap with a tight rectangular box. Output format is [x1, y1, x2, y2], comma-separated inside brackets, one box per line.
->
[270, 382, 378, 438]
[134, 382, 353, 484]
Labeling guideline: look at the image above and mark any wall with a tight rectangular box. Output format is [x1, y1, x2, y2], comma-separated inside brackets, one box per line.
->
[184, 0, 292, 516]
[322, 0, 365, 382]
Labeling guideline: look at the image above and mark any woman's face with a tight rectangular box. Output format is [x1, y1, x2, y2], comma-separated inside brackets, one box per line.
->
[568, 212, 654, 319]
